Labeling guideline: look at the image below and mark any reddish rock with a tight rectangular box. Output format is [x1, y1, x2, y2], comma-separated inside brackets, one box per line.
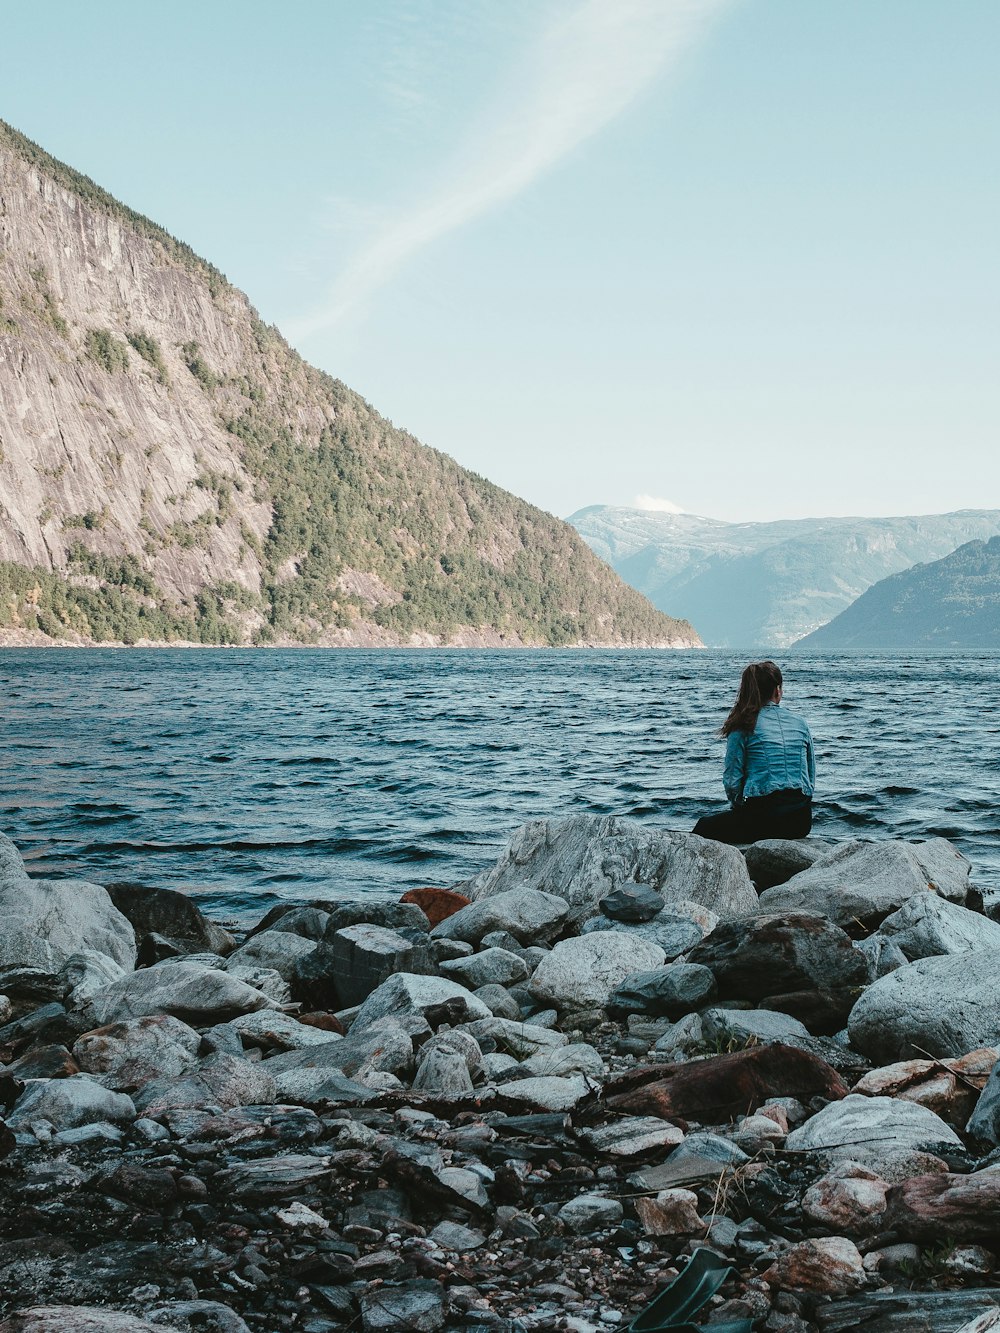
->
[297, 1011, 346, 1035]
[884, 1169, 1000, 1242]
[852, 1047, 997, 1125]
[401, 887, 471, 928]
[634, 1188, 703, 1235]
[605, 1043, 848, 1121]
[762, 1237, 866, 1295]
[802, 1163, 890, 1235]
[5, 1044, 80, 1080]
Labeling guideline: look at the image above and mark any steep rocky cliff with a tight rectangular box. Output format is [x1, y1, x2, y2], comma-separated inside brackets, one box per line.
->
[0, 121, 698, 648]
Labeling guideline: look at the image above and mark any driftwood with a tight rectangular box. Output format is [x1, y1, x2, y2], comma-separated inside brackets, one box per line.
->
[603, 1044, 848, 1122]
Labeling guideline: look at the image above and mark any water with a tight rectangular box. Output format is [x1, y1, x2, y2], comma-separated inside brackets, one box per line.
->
[1, 648, 997, 925]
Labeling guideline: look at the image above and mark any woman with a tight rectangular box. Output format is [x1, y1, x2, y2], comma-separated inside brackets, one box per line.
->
[692, 660, 815, 845]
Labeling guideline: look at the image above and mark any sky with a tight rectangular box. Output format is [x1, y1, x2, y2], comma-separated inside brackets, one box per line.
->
[3, 0, 999, 523]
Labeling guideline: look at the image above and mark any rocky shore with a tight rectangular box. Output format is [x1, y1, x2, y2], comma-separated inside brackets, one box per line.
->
[2, 815, 1000, 1333]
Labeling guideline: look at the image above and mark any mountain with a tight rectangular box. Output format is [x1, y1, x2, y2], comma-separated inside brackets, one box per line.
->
[795, 536, 1000, 650]
[0, 122, 697, 649]
[568, 505, 1000, 648]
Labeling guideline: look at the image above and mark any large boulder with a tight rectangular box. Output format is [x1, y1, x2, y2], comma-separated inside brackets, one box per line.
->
[607, 963, 717, 1019]
[73, 1015, 201, 1091]
[875, 894, 1000, 961]
[743, 839, 834, 890]
[786, 1093, 963, 1174]
[7, 1074, 136, 1130]
[224, 932, 316, 981]
[265, 1019, 414, 1082]
[580, 912, 705, 961]
[530, 934, 665, 1014]
[0, 834, 136, 997]
[848, 950, 1000, 1061]
[351, 973, 492, 1031]
[134, 1052, 278, 1116]
[85, 961, 275, 1026]
[454, 815, 757, 926]
[758, 839, 971, 927]
[430, 887, 569, 947]
[105, 881, 234, 956]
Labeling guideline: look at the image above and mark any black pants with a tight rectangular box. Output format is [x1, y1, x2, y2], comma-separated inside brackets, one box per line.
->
[692, 788, 812, 846]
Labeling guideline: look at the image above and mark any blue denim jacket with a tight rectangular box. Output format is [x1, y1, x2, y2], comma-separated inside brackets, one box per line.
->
[723, 702, 815, 805]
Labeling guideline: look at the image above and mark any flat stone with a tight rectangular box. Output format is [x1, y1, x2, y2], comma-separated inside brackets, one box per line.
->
[266, 1018, 413, 1081]
[428, 1220, 486, 1251]
[519, 1042, 605, 1079]
[134, 1051, 277, 1116]
[581, 913, 704, 961]
[498, 1075, 591, 1111]
[227, 1008, 339, 1052]
[359, 1277, 446, 1332]
[608, 963, 716, 1019]
[700, 1007, 810, 1045]
[460, 1016, 568, 1058]
[213, 1153, 332, 1199]
[439, 947, 529, 989]
[578, 1117, 684, 1156]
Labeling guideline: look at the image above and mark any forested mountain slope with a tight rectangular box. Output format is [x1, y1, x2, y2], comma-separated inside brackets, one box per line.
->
[0, 121, 698, 647]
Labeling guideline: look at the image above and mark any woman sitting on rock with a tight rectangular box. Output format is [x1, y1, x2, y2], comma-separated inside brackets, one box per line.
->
[692, 659, 815, 845]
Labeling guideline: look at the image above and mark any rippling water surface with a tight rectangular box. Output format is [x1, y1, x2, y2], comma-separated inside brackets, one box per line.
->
[1, 648, 997, 924]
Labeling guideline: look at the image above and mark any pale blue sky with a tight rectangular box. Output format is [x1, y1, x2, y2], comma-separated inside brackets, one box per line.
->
[4, 1, 998, 522]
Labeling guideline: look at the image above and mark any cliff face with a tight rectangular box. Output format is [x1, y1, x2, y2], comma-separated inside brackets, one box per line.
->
[796, 536, 1000, 650]
[0, 122, 698, 647]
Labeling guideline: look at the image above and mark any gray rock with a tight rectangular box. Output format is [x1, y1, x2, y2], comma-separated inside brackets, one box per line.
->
[351, 972, 492, 1031]
[0, 1309, 179, 1333]
[146, 1302, 250, 1333]
[743, 838, 834, 889]
[224, 964, 290, 1007]
[581, 912, 704, 961]
[266, 1017, 414, 1081]
[530, 933, 665, 1013]
[483, 1052, 519, 1078]
[700, 1007, 811, 1045]
[8, 1074, 136, 1130]
[758, 839, 971, 927]
[473, 983, 523, 1020]
[608, 963, 717, 1018]
[479, 930, 529, 955]
[86, 961, 275, 1026]
[455, 814, 758, 926]
[499, 1075, 592, 1110]
[461, 1016, 568, 1058]
[134, 1051, 278, 1116]
[855, 933, 909, 978]
[520, 1041, 606, 1079]
[669, 1132, 750, 1167]
[224, 931, 316, 980]
[323, 923, 433, 1007]
[785, 1093, 962, 1173]
[213, 1153, 333, 1199]
[430, 938, 473, 963]
[431, 886, 570, 946]
[428, 1220, 486, 1251]
[271, 1066, 375, 1105]
[105, 880, 235, 956]
[412, 1047, 474, 1095]
[653, 1012, 705, 1058]
[323, 900, 431, 935]
[0, 833, 136, 997]
[557, 1193, 624, 1233]
[439, 947, 529, 990]
[360, 1277, 446, 1332]
[599, 883, 664, 922]
[73, 1014, 201, 1090]
[578, 1117, 684, 1156]
[250, 904, 331, 941]
[848, 950, 1000, 1060]
[226, 1008, 338, 1052]
[877, 893, 1000, 960]
[57, 952, 127, 1008]
[418, 1029, 485, 1080]
[966, 1057, 1000, 1147]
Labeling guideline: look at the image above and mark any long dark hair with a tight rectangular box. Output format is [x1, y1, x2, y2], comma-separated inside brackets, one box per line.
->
[721, 660, 782, 736]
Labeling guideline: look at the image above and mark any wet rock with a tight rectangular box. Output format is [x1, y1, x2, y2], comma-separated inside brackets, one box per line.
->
[400, 886, 471, 927]
[744, 838, 834, 890]
[0, 835, 137, 997]
[578, 1116, 684, 1156]
[581, 912, 704, 961]
[884, 1168, 1000, 1243]
[802, 1163, 890, 1235]
[968, 1055, 1000, 1146]
[73, 1015, 201, 1090]
[359, 1277, 446, 1332]
[85, 961, 274, 1026]
[785, 1093, 962, 1173]
[456, 814, 758, 925]
[106, 880, 235, 955]
[700, 1007, 810, 1045]
[530, 934, 665, 1014]
[224, 930, 316, 980]
[634, 1188, 704, 1235]
[599, 883, 664, 922]
[440, 947, 529, 990]
[432, 886, 570, 946]
[848, 950, 1000, 1061]
[762, 1237, 866, 1296]
[352, 972, 492, 1030]
[876, 892, 1000, 960]
[607, 963, 716, 1018]
[557, 1193, 623, 1233]
[7, 1074, 135, 1130]
[134, 1050, 278, 1115]
[607, 1043, 848, 1120]
[758, 839, 971, 926]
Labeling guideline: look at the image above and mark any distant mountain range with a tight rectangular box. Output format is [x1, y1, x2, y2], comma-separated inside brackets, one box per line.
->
[797, 536, 1000, 650]
[568, 506, 1000, 648]
[0, 120, 696, 648]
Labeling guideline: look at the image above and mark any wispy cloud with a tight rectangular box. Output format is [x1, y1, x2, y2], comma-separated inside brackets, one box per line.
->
[288, 0, 733, 339]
